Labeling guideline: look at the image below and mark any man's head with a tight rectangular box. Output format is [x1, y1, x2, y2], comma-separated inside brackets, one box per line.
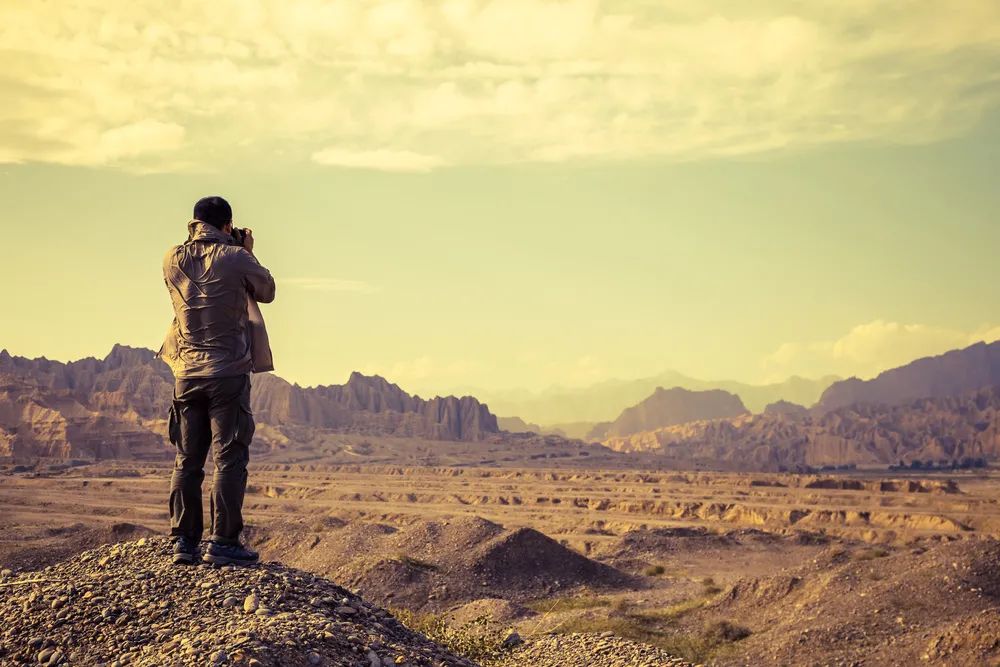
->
[193, 196, 233, 231]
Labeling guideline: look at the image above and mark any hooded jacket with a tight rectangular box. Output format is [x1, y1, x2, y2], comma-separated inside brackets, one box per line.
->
[157, 220, 275, 378]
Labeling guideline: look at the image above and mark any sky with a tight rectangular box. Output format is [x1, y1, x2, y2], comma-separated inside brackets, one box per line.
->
[1, 1, 999, 395]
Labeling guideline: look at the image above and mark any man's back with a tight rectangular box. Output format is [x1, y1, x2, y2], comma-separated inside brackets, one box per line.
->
[163, 196, 274, 567]
[161, 220, 275, 378]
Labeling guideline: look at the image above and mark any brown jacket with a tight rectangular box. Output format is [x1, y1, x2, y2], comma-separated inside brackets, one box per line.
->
[157, 220, 276, 378]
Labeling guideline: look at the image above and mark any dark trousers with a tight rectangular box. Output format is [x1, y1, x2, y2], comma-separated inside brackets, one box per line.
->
[168, 374, 254, 545]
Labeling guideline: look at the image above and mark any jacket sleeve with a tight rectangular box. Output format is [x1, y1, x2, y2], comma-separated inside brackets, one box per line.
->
[236, 249, 276, 304]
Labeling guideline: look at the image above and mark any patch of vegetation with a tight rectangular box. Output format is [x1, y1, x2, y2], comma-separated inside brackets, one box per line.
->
[392, 609, 509, 663]
[644, 564, 666, 577]
[549, 606, 751, 664]
[700, 577, 723, 596]
[394, 553, 440, 571]
[525, 595, 611, 613]
[852, 547, 890, 561]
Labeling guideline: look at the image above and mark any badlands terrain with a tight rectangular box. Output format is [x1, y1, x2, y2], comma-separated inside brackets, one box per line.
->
[3, 460, 1000, 665]
[4, 340, 1000, 664]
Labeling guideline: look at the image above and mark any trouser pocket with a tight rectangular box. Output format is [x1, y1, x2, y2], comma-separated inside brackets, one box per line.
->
[167, 403, 181, 447]
[235, 405, 255, 446]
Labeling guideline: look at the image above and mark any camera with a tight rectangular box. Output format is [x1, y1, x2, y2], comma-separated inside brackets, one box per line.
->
[231, 227, 249, 246]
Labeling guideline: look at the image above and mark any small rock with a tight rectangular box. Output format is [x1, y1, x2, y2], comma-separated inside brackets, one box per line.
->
[244, 592, 260, 613]
[308, 652, 322, 665]
[37, 648, 55, 664]
[501, 630, 523, 649]
[210, 650, 228, 664]
[222, 596, 240, 608]
[335, 605, 357, 615]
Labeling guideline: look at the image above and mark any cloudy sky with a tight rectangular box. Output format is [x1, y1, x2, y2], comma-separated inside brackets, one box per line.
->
[2, 0, 999, 393]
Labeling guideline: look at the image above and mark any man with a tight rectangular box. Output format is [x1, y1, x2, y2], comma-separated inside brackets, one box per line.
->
[158, 196, 276, 566]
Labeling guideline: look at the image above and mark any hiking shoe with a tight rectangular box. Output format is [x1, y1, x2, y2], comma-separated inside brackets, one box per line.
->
[202, 541, 259, 566]
[172, 536, 200, 565]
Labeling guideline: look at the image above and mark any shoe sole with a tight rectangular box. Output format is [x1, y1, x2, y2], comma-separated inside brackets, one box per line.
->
[202, 553, 258, 567]
[173, 553, 198, 565]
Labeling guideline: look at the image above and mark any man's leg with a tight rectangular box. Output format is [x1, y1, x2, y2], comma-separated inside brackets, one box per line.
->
[168, 380, 211, 543]
[207, 374, 254, 545]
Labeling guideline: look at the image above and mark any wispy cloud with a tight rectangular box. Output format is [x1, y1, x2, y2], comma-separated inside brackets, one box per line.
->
[762, 320, 1000, 382]
[311, 147, 447, 172]
[280, 277, 378, 293]
[1, 1, 999, 170]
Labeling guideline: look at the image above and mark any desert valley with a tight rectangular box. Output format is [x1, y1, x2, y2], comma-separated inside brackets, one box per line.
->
[3, 341, 1000, 666]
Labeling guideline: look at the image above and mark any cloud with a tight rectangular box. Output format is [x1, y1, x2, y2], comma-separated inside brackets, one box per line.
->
[311, 147, 447, 172]
[1, 1, 999, 170]
[280, 277, 378, 293]
[97, 120, 185, 161]
[762, 320, 1000, 381]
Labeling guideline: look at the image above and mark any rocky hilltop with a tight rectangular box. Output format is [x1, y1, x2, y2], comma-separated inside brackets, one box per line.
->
[604, 386, 1000, 469]
[0, 346, 500, 462]
[817, 339, 1000, 412]
[0, 537, 476, 666]
[593, 386, 749, 439]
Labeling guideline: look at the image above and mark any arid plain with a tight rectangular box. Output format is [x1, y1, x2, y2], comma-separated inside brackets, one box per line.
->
[5, 452, 1000, 665]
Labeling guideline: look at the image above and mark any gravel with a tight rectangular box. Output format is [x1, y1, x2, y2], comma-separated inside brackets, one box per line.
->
[0, 538, 477, 667]
[496, 632, 697, 667]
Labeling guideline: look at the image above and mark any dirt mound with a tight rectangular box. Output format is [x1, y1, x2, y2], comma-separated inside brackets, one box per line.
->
[0, 537, 476, 667]
[251, 516, 631, 610]
[467, 527, 628, 593]
[700, 539, 1000, 665]
[0, 522, 155, 572]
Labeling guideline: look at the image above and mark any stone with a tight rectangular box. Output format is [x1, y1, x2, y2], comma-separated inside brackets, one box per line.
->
[244, 593, 260, 613]
[308, 651, 322, 665]
[222, 596, 240, 608]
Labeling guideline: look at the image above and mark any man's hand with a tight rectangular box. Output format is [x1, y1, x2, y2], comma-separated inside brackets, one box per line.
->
[242, 228, 255, 254]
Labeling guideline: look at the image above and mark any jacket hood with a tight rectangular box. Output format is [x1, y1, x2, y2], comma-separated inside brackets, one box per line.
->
[187, 219, 235, 245]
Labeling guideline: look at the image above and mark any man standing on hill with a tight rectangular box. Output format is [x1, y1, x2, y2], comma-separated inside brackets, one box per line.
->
[158, 196, 276, 566]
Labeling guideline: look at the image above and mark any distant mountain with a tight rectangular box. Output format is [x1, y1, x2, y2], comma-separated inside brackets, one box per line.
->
[473, 371, 838, 426]
[603, 386, 1000, 470]
[496, 415, 549, 434]
[817, 340, 1000, 412]
[593, 386, 749, 440]
[763, 400, 809, 418]
[0, 345, 501, 462]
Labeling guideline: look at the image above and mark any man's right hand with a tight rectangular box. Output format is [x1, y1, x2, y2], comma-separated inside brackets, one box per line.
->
[242, 229, 255, 254]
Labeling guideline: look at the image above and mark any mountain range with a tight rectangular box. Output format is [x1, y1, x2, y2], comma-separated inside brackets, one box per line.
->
[0, 345, 502, 462]
[601, 340, 1000, 468]
[469, 371, 839, 428]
